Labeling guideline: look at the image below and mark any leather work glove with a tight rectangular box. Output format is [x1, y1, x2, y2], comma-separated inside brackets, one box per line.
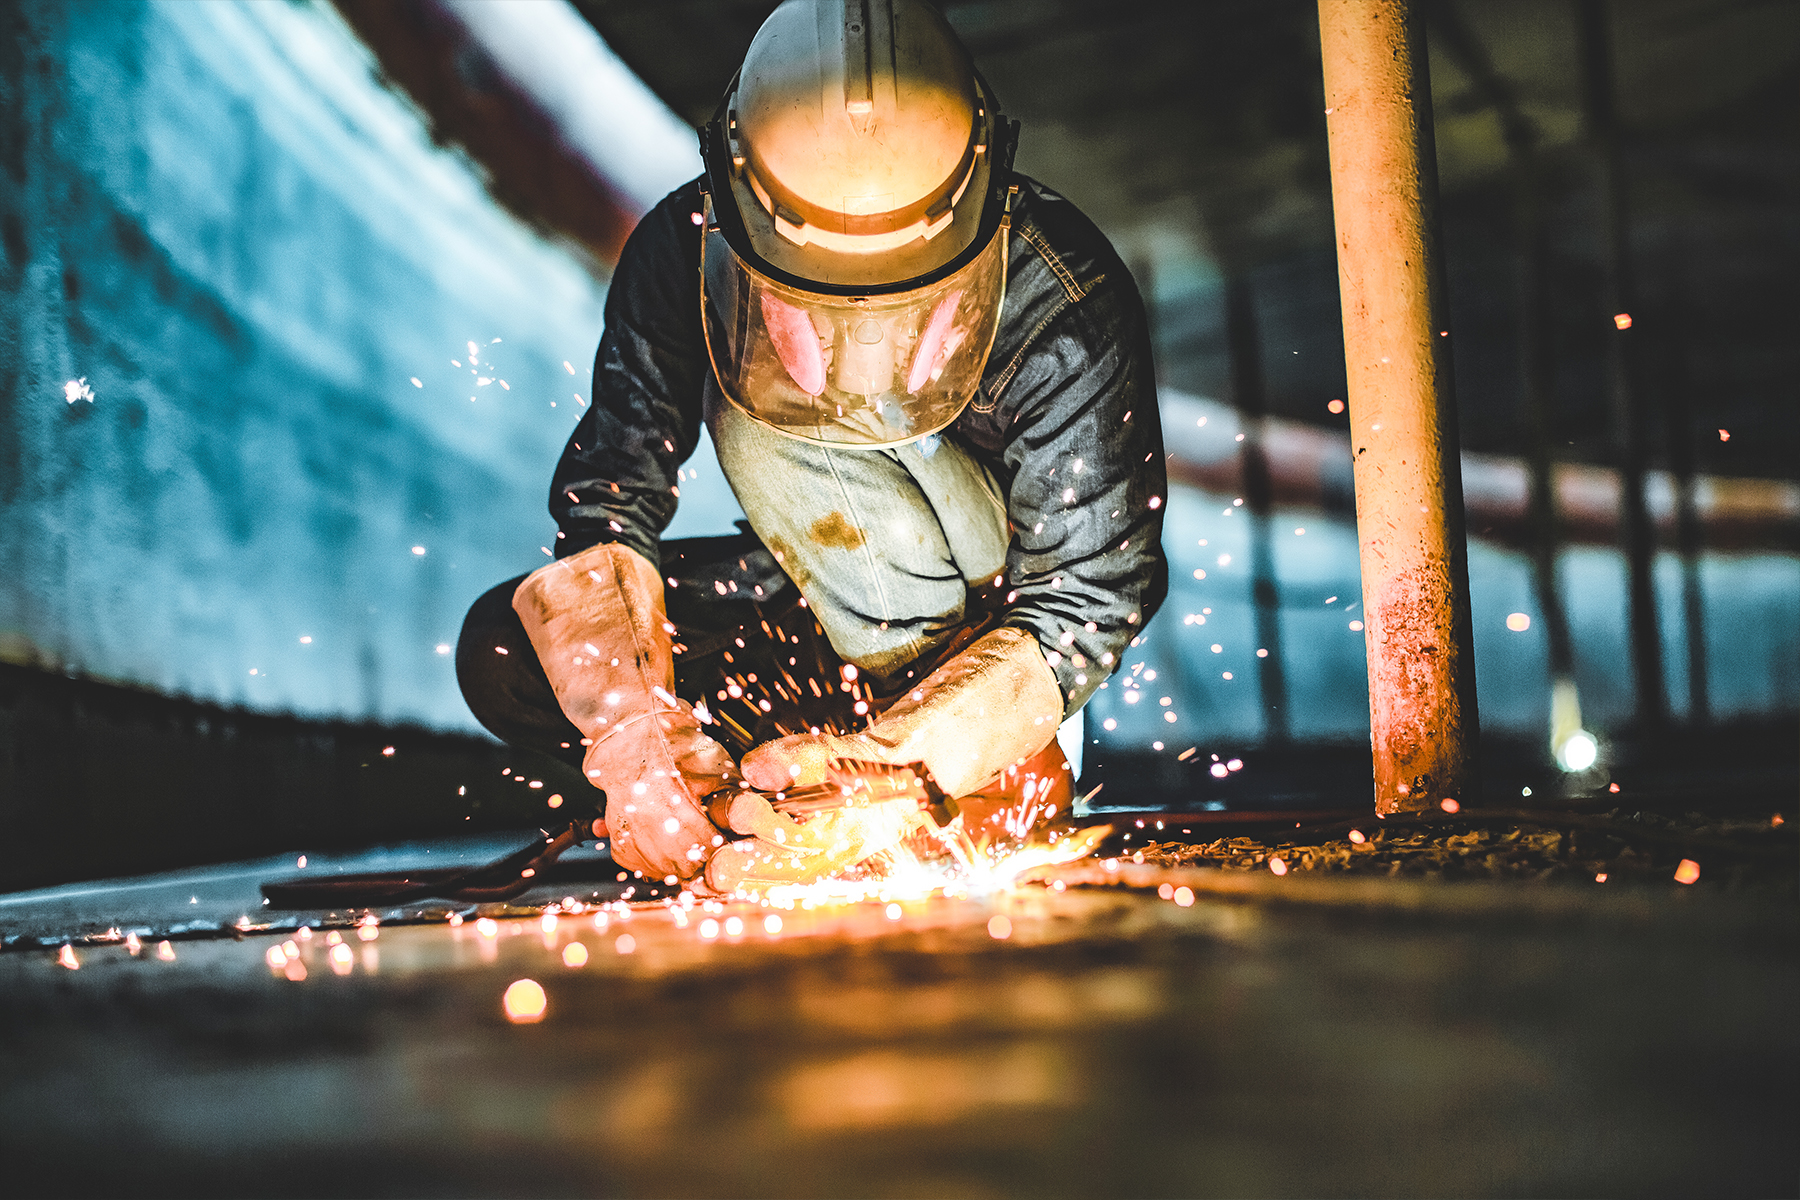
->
[703, 782, 923, 894]
[702, 766, 932, 893]
[741, 626, 1066, 801]
[709, 627, 1065, 893]
[512, 542, 734, 882]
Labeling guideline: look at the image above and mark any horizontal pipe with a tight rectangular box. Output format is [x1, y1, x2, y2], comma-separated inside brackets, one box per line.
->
[1161, 392, 1800, 554]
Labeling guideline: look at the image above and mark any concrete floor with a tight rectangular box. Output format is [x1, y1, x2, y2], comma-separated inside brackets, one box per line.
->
[2, 851, 1795, 1198]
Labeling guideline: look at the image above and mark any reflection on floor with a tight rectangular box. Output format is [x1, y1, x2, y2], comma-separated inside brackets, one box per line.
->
[2, 853, 1793, 1198]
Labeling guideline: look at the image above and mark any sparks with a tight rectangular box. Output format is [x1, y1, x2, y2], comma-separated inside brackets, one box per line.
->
[503, 979, 548, 1023]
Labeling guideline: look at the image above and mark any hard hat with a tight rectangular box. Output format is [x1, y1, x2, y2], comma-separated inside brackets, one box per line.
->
[699, 0, 1020, 447]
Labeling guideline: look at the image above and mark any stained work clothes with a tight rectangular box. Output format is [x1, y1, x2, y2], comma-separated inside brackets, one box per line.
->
[707, 397, 1012, 686]
[547, 175, 1167, 719]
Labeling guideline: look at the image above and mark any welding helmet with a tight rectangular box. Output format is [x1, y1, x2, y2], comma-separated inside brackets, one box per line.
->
[699, 0, 1019, 447]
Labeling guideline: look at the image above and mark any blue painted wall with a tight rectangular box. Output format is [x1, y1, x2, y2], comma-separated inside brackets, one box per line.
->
[0, 0, 737, 731]
[1087, 482, 1800, 761]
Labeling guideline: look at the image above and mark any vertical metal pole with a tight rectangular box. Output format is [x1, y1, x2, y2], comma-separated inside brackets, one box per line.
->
[1224, 273, 1290, 743]
[1318, 0, 1479, 814]
[1516, 149, 1581, 728]
[1666, 375, 1710, 726]
[1659, 243, 1709, 724]
[1577, 0, 1665, 729]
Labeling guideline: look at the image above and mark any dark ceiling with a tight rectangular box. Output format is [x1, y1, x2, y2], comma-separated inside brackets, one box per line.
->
[571, 0, 1798, 263]
[565, 0, 1797, 477]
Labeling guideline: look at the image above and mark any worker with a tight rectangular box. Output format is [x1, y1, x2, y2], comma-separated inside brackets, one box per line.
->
[457, 0, 1166, 893]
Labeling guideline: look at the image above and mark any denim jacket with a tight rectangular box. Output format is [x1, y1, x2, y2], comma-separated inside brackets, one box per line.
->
[549, 176, 1167, 716]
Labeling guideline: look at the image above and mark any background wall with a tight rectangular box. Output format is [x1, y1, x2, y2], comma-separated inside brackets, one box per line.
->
[0, 0, 741, 732]
[0, 0, 1792, 767]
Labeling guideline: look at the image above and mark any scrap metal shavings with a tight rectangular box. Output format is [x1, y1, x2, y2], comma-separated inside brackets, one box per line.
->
[1128, 808, 1795, 889]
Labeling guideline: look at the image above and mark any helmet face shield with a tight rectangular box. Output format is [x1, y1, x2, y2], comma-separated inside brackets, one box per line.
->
[701, 222, 1007, 447]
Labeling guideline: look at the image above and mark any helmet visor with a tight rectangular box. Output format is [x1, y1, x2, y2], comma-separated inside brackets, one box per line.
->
[701, 222, 1007, 447]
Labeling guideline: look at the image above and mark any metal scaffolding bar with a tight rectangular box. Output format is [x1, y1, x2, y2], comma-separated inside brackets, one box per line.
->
[1577, 0, 1665, 729]
[1224, 272, 1291, 744]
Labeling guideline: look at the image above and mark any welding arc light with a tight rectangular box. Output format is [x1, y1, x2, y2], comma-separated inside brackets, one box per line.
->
[1555, 730, 1599, 773]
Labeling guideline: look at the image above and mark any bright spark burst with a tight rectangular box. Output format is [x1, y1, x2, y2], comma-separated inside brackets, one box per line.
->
[736, 815, 1114, 912]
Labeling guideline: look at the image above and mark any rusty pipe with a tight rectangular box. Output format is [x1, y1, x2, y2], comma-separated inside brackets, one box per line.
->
[1318, 0, 1479, 815]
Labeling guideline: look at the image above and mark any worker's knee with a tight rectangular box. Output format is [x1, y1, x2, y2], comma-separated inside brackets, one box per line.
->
[456, 574, 580, 759]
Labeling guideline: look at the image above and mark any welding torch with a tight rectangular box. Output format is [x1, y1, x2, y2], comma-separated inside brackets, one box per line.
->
[706, 758, 959, 831]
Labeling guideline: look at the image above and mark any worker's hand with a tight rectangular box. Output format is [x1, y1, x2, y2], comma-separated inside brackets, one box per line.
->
[703, 791, 921, 894]
[708, 788, 805, 842]
[741, 730, 880, 792]
[512, 541, 738, 883]
[743, 627, 1065, 801]
[587, 705, 735, 881]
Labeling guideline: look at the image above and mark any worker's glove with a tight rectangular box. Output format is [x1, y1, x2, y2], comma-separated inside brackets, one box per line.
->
[741, 626, 1066, 802]
[512, 542, 733, 881]
[703, 784, 923, 895]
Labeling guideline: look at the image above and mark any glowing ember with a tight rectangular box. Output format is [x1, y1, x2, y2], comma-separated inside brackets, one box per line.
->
[1268, 857, 1288, 876]
[156, 941, 176, 961]
[987, 914, 1013, 939]
[1173, 886, 1195, 907]
[57, 944, 79, 970]
[1505, 613, 1531, 632]
[1674, 859, 1700, 885]
[1440, 798, 1460, 813]
[1613, 312, 1632, 330]
[503, 979, 548, 1023]
[562, 942, 588, 967]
